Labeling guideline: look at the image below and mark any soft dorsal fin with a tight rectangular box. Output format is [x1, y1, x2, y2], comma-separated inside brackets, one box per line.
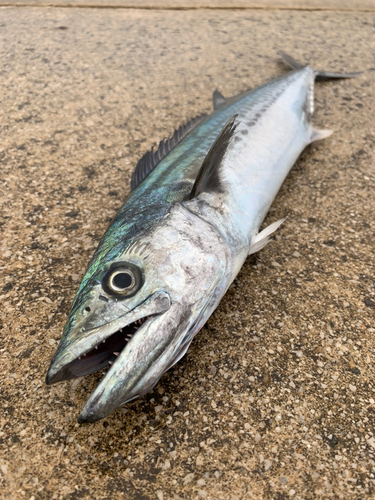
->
[130, 113, 207, 191]
[189, 115, 238, 200]
[213, 90, 226, 110]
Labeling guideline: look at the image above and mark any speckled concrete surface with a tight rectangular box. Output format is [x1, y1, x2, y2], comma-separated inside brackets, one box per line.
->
[0, 7, 374, 500]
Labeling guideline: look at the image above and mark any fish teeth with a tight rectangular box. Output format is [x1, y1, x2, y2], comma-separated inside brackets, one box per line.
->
[95, 346, 98, 350]
[108, 361, 113, 365]
[113, 352, 120, 356]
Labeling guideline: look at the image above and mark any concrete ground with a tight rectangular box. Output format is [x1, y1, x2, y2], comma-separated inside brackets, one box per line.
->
[0, 2, 374, 500]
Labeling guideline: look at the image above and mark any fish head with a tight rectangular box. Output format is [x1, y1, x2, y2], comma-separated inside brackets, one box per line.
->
[46, 202, 230, 422]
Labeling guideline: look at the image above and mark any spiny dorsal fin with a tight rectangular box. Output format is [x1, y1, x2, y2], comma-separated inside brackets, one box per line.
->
[130, 113, 207, 191]
[213, 90, 226, 110]
[189, 115, 238, 200]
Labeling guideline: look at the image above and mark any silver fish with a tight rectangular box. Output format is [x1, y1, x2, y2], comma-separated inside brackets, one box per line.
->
[46, 52, 360, 423]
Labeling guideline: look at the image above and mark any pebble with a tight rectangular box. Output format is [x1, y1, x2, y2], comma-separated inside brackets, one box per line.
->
[264, 459, 272, 471]
[183, 473, 194, 485]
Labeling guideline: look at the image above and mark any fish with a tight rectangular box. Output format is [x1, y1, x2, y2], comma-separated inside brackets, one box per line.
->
[46, 52, 361, 423]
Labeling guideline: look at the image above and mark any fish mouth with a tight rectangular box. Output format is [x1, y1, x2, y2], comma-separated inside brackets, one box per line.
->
[77, 301, 182, 424]
[46, 291, 171, 386]
[47, 315, 156, 384]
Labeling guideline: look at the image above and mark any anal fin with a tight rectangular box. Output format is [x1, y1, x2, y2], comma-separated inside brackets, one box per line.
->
[310, 127, 333, 144]
[249, 218, 285, 255]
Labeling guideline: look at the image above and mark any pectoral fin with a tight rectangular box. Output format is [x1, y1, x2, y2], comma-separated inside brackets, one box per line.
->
[249, 218, 285, 255]
[189, 115, 238, 199]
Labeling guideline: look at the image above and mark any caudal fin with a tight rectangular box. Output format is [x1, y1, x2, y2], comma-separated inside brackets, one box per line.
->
[277, 51, 362, 80]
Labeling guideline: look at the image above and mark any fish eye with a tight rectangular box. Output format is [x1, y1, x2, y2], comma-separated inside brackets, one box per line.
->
[103, 262, 143, 298]
[110, 270, 135, 292]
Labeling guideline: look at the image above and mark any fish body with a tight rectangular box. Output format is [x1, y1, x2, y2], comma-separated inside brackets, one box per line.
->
[46, 53, 360, 422]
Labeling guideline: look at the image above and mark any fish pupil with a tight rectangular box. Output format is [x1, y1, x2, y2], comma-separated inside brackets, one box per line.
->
[103, 263, 142, 297]
[113, 272, 132, 289]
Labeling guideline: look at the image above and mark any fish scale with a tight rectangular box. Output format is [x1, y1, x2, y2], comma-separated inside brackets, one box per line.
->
[46, 53, 361, 423]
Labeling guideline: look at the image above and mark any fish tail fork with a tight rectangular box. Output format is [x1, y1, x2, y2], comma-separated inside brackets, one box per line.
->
[277, 50, 363, 80]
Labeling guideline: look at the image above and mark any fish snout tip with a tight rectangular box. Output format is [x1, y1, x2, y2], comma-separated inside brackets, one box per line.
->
[77, 411, 97, 424]
[45, 371, 53, 386]
[45, 360, 59, 385]
[77, 398, 110, 424]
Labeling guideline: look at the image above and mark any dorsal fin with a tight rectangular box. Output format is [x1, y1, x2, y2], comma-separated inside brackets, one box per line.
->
[189, 115, 238, 200]
[130, 114, 207, 191]
[213, 90, 226, 110]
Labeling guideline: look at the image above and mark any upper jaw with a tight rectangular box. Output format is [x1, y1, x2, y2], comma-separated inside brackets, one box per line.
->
[45, 291, 171, 385]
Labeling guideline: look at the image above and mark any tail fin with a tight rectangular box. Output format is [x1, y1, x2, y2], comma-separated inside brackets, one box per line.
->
[277, 51, 362, 80]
